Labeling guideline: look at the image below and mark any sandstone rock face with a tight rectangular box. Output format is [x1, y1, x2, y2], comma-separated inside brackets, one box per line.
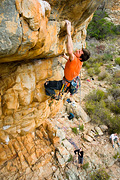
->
[0, 57, 63, 143]
[0, 0, 103, 143]
[0, 0, 104, 63]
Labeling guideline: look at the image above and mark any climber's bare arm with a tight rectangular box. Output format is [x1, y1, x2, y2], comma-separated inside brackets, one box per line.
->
[65, 20, 75, 61]
[62, 53, 69, 61]
[111, 137, 114, 145]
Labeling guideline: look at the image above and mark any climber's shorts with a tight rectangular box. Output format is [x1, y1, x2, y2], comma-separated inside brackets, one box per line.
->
[78, 157, 83, 164]
[109, 137, 117, 143]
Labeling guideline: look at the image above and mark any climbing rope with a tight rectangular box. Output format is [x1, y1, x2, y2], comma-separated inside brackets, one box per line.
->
[58, 61, 64, 70]
[58, 59, 82, 150]
[78, 71, 82, 149]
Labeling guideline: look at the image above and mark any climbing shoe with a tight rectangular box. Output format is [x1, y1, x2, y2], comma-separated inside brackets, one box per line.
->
[112, 145, 114, 148]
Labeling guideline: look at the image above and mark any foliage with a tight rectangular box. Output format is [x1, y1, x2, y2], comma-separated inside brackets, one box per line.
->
[98, 71, 108, 81]
[108, 87, 120, 100]
[109, 99, 120, 114]
[87, 10, 120, 40]
[86, 89, 105, 102]
[85, 88, 120, 133]
[113, 152, 120, 159]
[90, 168, 110, 180]
[108, 116, 120, 134]
[71, 127, 78, 135]
[83, 162, 89, 170]
[102, 53, 113, 61]
[115, 57, 120, 65]
[106, 73, 120, 86]
[83, 53, 113, 77]
[79, 124, 84, 131]
[67, 154, 73, 162]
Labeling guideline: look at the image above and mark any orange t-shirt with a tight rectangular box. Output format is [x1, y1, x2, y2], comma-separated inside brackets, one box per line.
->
[64, 56, 83, 81]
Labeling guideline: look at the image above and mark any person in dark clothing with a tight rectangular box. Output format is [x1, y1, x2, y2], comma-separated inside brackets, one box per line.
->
[74, 148, 84, 168]
[44, 80, 63, 99]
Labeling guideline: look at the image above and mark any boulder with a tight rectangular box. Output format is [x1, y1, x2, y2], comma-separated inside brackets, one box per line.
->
[99, 125, 108, 132]
[84, 135, 93, 142]
[94, 126, 103, 136]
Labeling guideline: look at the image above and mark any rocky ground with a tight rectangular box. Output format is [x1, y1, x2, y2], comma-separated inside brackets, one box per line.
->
[49, 70, 120, 180]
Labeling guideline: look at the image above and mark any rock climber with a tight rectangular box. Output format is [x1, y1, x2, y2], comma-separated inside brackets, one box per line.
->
[74, 147, 84, 168]
[109, 133, 120, 148]
[44, 20, 90, 100]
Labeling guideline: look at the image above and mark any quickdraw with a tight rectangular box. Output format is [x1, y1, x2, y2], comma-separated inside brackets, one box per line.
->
[59, 76, 80, 97]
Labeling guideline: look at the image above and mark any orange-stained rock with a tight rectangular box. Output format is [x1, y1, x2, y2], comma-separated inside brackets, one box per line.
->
[8, 141, 17, 156]
[16, 0, 51, 31]
[52, 136, 60, 146]
[13, 140, 21, 153]
[34, 59, 53, 82]
[35, 100, 51, 126]
[49, 99, 63, 117]
[0, 0, 103, 63]
[0, 95, 2, 117]
[17, 17, 38, 55]
[3, 116, 14, 126]
[21, 121, 36, 135]
[3, 88, 19, 111]
[0, 150, 7, 164]
[0, 56, 64, 141]
[36, 130, 43, 139]
[5, 126, 17, 137]
[18, 151, 28, 170]
[0, 131, 9, 144]
[32, 154, 52, 170]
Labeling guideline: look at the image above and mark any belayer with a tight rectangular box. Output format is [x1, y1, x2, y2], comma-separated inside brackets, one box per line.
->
[74, 148, 84, 168]
[44, 20, 90, 100]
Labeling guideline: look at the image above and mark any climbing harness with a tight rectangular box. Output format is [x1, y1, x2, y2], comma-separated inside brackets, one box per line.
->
[45, 60, 80, 101]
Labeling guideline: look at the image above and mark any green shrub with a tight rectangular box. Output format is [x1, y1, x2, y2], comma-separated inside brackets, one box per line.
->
[79, 124, 84, 131]
[107, 75, 120, 85]
[86, 89, 105, 102]
[110, 99, 120, 114]
[83, 162, 89, 170]
[87, 68, 94, 76]
[90, 168, 110, 180]
[83, 61, 90, 68]
[108, 116, 120, 134]
[109, 87, 120, 100]
[113, 152, 120, 159]
[87, 9, 120, 40]
[71, 127, 78, 135]
[85, 87, 120, 133]
[98, 71, 108, 81]
[90, 102, 111, 124]
[94, 66, 101, 75]
[115, 57, 120, 65]
[106, 64, 113, 69]
[103, 53, 113, 62]
[114, 77, 120, 84]
[67, 154, 73, 162]
[114, 70, 120, 78]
